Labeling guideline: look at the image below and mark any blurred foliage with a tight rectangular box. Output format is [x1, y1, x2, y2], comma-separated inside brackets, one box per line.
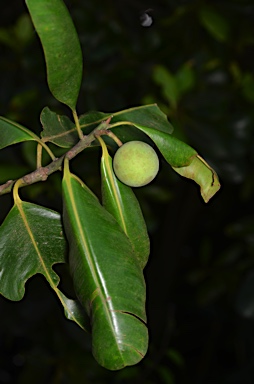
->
[0, 0, 254, 383]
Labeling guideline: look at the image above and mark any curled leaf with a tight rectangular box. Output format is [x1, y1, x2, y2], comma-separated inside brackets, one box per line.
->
[132, 123, 220, 202]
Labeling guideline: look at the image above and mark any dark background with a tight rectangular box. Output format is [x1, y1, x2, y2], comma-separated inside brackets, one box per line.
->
[1, 0, 254, 383]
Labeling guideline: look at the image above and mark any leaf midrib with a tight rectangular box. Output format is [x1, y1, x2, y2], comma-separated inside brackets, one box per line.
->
[65, 171, 124, 358]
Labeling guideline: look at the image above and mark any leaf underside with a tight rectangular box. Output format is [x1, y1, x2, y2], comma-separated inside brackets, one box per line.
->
[0, 200, 89, 331]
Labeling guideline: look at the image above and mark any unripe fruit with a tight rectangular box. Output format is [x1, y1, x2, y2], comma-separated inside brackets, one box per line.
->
[113, 141, 159, 187]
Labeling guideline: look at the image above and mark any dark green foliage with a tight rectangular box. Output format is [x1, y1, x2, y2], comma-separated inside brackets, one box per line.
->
[0, 0, 253, 382]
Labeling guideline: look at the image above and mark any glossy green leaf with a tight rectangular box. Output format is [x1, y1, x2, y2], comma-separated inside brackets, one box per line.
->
[199, 7, 230, 43]
[132, 124, 220, 202]
[0, 116, 40, 150]
[0, 196, 89, 331]
[80, 104, 173, 134]
[62, 161, 148, 370]
[38, 104, 173, 149]
[40, 107, 78, 148]
[78, 104, 174, 149]
[25, 0, 83, 110]
[98, 137, 150, 269]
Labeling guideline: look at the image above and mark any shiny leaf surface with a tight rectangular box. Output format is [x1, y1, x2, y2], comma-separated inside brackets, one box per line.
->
[0, 116, 40, 150]
[25, 0, 83, 110]
[62, 161, 148, 370]
[0, 195, 89, 331]
[38, 104, 172, 148]
[98, 136, 150, 269]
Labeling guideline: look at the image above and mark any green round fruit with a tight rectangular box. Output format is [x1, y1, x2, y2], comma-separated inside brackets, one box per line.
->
[113, 141, 159, 187]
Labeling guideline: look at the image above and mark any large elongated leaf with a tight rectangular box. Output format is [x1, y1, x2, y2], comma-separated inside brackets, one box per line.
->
[98, 136, 150, 269]
[62, 161, 148, 370]
[0, 194, 89, 331]
[0, 116, 41, 150]
[25, 0, 83, 110]
[130, 124, 220, 202]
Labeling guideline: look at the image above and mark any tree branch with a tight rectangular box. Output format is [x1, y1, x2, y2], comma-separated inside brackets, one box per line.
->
[0, 118, 112, 196]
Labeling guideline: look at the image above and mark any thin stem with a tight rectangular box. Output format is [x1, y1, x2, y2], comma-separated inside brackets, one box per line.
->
[37, 139, 56, 161]
[109, 121, 134, 129]
[72, 109, 83, 140]
[95, 129, 123, 147]
[13, 178, 23, 204]
[37, 144, 43, 168]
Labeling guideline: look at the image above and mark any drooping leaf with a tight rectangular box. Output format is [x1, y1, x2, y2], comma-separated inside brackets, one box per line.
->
[40, 107, 78, 148]
[172, 156, 220, 203]
[98, 136, 150, 269]
[25, 0, 83, 110]
[0, 195, 89, 331]
[56, 288, 90, 331]
[0, 116, 41, 150]
[131, 124, 220, 202]
[120, 123, 195, 167]
[62, 160, 148, 370]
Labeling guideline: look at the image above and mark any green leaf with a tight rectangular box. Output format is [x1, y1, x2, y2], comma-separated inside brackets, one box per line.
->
[56, 289, 90, 331]
[172, 156, 220, 203]
[80, 104, 174, 149]
[153, 66, 179, 108]
[0, 197, 89, 331]
[0, 116, 40, 150]
[25, 0, 83, 110]
[40, 107, 78, 148]
[62, 161, 148, 370]
[39, 104, 173, 149]
[175, 63, 195, 96]
[79, 103, 173, 136]
[133, 124, 196, 167]
[199, 7, 230, 43]
[98, 137, 150, 269]
[132, 124, 220, 202]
